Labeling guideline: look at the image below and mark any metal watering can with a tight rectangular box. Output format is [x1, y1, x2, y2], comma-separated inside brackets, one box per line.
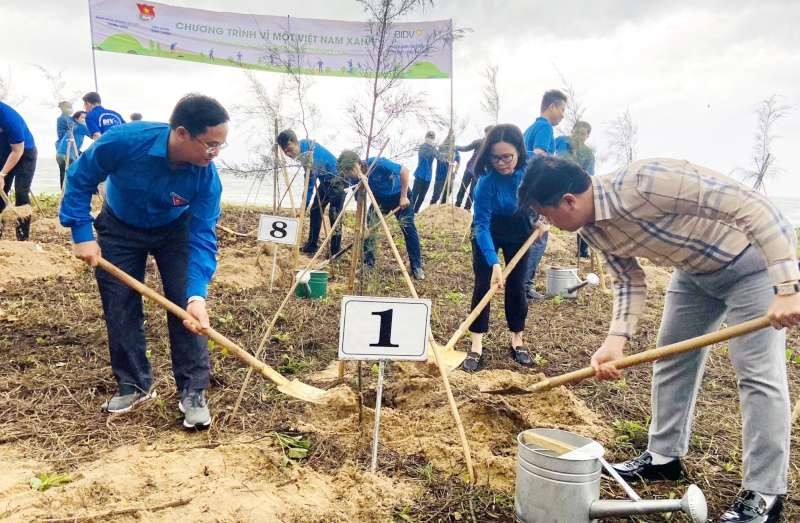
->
[546, 268, 600, 299]
[515, 428, 708, 523]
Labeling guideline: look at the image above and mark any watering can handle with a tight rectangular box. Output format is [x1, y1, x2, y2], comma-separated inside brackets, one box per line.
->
[531, 315, 772, 392]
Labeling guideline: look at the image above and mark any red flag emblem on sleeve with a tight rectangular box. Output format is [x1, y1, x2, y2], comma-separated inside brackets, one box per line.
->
[136, 3, 156, 21]
[171, 192, 189, 206]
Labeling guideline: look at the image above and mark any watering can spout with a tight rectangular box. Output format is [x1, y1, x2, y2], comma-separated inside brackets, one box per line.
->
[589, 484, 707, 522]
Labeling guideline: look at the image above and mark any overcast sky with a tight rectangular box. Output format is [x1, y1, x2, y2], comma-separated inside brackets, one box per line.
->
[2, 0, 798, 196]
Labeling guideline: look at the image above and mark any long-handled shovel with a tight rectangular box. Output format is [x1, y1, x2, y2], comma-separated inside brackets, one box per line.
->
[481, 316, 773, 395]
[96, 257, 329, 404]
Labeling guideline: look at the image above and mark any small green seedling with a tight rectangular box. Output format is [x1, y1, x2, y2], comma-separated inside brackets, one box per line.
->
[272, 432, 311, 466]
[30, 473, 72, 492]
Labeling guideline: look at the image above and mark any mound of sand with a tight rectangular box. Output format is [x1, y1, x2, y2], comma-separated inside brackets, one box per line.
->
[0, 434, 419, 523]
[214, 244, 314, 291]
[29, 217, 71, 240]
[415, 204, 472, 231]
[303, 363, 612, 492]
[0, 240, 84, 289]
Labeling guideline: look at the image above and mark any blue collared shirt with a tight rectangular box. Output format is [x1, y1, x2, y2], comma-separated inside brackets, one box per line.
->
[60, 122, 222, 298]
[555, 135, 595, 175]
[299, 139, 337, 204]
[472, 166, 527, 266]
[57, 114, 72, 141]
[85, 105, 125, 136]
[523, 116, 554, 156]
[0, 101, 36, 150]
[366, 157, 403, 198]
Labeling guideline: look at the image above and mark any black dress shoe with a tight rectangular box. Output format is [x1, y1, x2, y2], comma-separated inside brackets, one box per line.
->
[611, 451, 684, 482]
[462, 351, 483, 372]
[511, 346, 533, 367]
[720, 491, 783, 523]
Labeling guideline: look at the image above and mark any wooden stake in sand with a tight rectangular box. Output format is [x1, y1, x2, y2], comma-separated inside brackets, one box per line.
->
[357, 176, 475, 482]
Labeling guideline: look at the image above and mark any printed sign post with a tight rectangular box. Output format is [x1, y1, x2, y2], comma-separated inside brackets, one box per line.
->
[257, 215, 300, 246]
[338, 295, 431, 472]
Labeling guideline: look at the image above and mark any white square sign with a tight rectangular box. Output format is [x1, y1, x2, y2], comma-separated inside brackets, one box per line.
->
[257, 214, 300, 245]
[338, 296, 431, 361]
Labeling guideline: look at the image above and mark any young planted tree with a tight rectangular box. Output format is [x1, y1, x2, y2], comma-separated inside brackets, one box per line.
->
[555, 67, 586, 134]
[734, 95, 791, 193]
[607, 108, 637, 167]
[480, 64, 499, 125]
[30, 65, 80, 107]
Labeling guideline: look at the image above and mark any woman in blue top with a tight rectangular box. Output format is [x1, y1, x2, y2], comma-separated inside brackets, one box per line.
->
[463, 124, 538, 372]
[56, 111, 89, 188]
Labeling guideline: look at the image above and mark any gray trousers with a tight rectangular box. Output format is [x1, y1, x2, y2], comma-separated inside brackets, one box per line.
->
[648, 246, 790, 494]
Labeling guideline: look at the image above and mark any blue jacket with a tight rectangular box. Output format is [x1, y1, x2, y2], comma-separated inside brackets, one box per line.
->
[56, 122, 90, 160]
[435, 150, 460, 181]
[472, 166, 530, 266]
[59, 122, 222, 298]
[413, 142, 437, 183]
[366, 157, 403, 199]
[299, 139, 337, 204]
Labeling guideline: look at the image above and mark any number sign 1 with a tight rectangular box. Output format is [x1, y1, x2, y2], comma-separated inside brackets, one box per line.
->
[338, 296, 431, 361]
[257, 215, 300, 245]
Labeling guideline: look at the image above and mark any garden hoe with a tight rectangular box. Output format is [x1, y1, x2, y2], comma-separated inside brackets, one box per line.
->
[481, 315, 772, 395]
[96, 257, 329, 403]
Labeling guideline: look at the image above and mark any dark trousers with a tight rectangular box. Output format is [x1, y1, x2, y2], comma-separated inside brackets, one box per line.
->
[364, 194, 423, 271]
[577, 233, 589, 257]
[429, 174, 451, 205]
[306, 180, 345, 255]
[1, 147, 37, 210]
[94, 208, 209, 395]
[524, 232, 549, 291]
[411, 178, 430, 213]
[56, 155, 67, 189]
[469, 235, 531, 333]
[455, 170, 477, 210]
[1, 147, 37, 241]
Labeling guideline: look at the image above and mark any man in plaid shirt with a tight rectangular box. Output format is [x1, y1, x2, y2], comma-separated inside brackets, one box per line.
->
[519, 156, 799, 523]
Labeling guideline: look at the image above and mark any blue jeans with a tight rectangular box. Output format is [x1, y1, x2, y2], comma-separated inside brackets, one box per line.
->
[363, 194, 423, 271]
[648, 246, 789, 494]
[524, 231, 549, 290]
[94, 208, 210, 395]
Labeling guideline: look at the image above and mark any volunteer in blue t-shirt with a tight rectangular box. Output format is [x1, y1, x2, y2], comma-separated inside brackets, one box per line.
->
[521, 89, 567, 301]
[55, 111, 90, 189]
[462, 124, 542, 372]
[60, 94, 228, 429]
[0, 101, 37, 241]
[82, 91, 125, 139]
[555, 120, 596, 258]
[277, 129, 348, 256]
[411, 130, 437, 213]
[338, 150, 425, 280]
[429, 132, 460, 205]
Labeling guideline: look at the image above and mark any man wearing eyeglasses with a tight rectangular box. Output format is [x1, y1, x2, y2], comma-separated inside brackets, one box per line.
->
[60, 94, 229, 430]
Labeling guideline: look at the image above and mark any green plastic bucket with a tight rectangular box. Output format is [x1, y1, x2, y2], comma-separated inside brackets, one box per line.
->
[294, 270, 329, 299]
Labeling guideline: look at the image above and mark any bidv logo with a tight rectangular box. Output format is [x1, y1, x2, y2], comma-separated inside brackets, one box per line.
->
[136, 3, 156, 21]
[99, 113, 123, 128]
[394, 28, 425, 39]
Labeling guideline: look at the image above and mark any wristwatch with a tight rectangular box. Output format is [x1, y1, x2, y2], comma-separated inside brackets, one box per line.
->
[774, 281, 800, 296]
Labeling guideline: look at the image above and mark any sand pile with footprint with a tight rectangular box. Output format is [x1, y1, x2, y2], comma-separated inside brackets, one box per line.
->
[0, 240, 84, 289]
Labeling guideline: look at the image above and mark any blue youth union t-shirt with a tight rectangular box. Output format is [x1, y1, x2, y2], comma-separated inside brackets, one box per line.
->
[86, 105, 125, 136]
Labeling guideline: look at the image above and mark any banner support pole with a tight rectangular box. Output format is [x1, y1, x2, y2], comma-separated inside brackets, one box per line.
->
[86, 0, 100, 92]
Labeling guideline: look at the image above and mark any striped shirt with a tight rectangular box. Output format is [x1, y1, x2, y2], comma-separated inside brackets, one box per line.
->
[579, 158, 799, 338]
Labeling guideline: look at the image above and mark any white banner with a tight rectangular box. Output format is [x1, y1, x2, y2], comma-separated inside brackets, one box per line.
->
[89, 0, 452, 79]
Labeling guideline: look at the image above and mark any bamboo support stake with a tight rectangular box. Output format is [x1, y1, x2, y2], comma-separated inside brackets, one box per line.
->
[358, 176, 475, 482]
[229, 185, 360, 419]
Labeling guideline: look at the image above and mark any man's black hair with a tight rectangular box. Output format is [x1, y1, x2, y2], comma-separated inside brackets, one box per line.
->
[276, 129, 298, 148]
[518, 155, 591, 209]
[540, 89, 567, 113]
[82, 91, 101, 105]
[71, 110, 86, 121]
[169, 93, 229, 137]
[473, 123, 527, 176]
[130, 112, 143, 121]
